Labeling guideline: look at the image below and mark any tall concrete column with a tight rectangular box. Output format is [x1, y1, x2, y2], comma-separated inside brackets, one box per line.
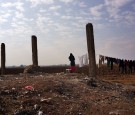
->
[31, 35, 38, 66]
[1, 43, 6, 75]
[86, 23, 97, 78]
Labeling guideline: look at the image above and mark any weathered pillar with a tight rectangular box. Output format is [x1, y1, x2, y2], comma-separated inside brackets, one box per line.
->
[86, 23, 97, 78]
[31, 35, 38, 66]
[1, 43, 6, 75]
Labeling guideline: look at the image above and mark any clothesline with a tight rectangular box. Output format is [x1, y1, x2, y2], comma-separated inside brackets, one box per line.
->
[96, 53, 135, 60]
[78, 53, 135, 68]
[98, 54, 135, 62]
[98, 54, 135, 73]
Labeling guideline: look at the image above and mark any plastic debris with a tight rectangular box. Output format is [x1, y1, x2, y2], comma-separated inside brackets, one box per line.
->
[25, 86, 34, 91]
[38, 110, 43, 115]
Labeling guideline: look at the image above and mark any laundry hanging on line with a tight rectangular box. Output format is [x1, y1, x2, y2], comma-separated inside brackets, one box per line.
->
[78, 54, 88, 67]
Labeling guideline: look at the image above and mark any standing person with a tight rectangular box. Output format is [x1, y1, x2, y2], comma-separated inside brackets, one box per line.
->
[69, 53, 76, 72]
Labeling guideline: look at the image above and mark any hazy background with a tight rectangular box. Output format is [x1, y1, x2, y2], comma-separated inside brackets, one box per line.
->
[0, 0, 135, 66]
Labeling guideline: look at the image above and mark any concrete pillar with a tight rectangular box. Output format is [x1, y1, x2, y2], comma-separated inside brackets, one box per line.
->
[86, 23, 97, 78]
[1, 43, 6, 75]
[31, 35, 38, 66]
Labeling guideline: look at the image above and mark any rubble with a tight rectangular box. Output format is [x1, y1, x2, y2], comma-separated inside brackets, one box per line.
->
[0, 73, 135, 114]
[23, 65, 40, 74]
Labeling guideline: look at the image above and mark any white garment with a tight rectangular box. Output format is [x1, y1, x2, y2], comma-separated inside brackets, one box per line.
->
[83, 54, 88, 65]
[78, 56, 84, 67]
[78, 54, 89, 67]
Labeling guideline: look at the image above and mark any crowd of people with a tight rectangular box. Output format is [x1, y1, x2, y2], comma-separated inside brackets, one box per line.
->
[99, 55, 135, 74]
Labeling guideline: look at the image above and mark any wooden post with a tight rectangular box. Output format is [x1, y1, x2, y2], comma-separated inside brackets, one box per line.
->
[31, 35, 38, 66]
[86, 23, 97, 78]
[1, 43, 6, 75]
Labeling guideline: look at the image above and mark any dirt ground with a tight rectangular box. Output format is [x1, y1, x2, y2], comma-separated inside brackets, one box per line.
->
[0, 72, 135, 115]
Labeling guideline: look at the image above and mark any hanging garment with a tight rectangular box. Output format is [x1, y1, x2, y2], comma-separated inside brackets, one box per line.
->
[83, 54, 88, 65]
[78, 56, 84, 67]
[99, 55, 105, 65]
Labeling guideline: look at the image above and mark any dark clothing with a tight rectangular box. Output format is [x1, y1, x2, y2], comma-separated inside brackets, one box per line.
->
[129, 60, 133, 73]
[69, 53, 75, 66]
[110, 58, 114, 70]
[119, 59, 124, 73]
[124, 60, 128, 73]
[133, 60, 135, 71]
[106, 57, 114, 70]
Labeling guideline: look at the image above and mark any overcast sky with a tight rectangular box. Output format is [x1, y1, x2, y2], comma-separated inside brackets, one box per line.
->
[0, 0, 135, 66]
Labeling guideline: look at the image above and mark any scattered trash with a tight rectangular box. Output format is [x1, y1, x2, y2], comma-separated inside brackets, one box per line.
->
[38, 110, 43, 115]
[12, 87, 16, 90]
[34, 104, 41, 111]
[25, 86, 34, 91]
[0, 73, 135, 114]
[41, 98, 52, 102]
[109, 110, 120, 115]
